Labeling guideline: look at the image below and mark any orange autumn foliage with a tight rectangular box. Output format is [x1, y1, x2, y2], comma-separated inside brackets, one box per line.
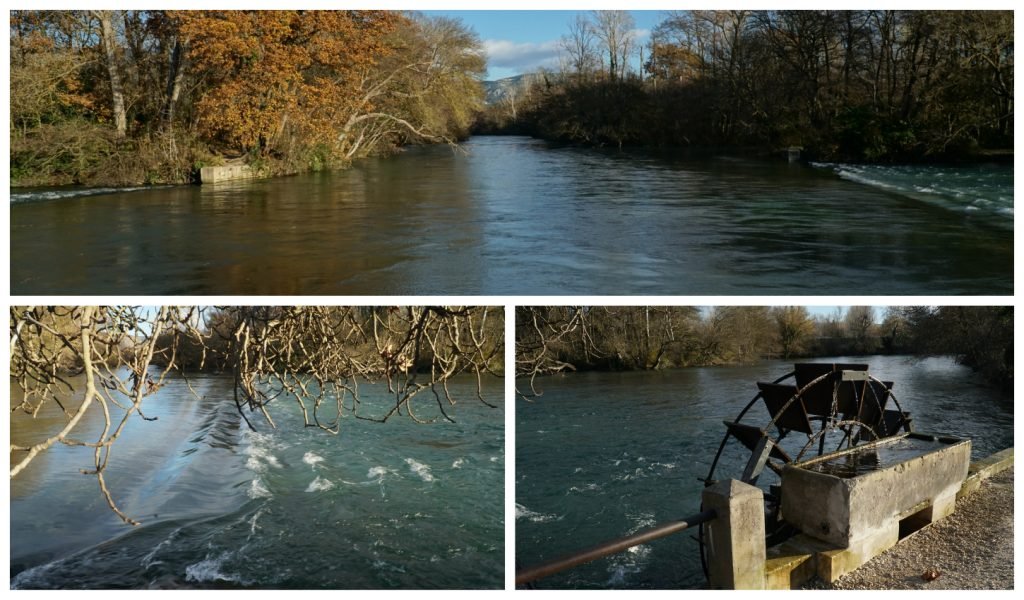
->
[172, 10, 404, 155]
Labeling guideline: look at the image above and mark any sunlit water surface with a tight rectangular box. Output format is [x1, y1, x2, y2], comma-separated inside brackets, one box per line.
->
[10, 137, 1012, 294]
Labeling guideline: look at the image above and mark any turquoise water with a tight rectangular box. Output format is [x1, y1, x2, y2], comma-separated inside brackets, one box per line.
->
[812, 162, 1013, 227]
[10, 373, 504, 589]
[516, 356, 1012, 589]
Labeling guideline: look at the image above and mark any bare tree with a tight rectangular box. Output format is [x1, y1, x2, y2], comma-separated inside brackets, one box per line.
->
[590, 10, 637, 81]
[10, 306, 503, 525]
[515, 307, 598, 398]
[92, 10, 128, 138]
[845, 306, 877, 353]
[560, 13, 598, 80]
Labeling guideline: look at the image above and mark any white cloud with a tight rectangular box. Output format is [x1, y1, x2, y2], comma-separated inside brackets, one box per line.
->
[631, 28, 651, 42]
[482, 38, 562, 72]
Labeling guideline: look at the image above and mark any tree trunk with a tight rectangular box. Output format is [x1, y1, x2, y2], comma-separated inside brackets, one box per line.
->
[95, 10, 128, 138]
[162, 37, 187, 131]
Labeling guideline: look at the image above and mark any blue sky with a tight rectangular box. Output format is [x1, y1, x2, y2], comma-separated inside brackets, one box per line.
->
[423, 10, 665, 80]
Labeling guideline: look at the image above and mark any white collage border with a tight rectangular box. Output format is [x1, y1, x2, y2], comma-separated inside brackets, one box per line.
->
[2, 1, 1021, 597]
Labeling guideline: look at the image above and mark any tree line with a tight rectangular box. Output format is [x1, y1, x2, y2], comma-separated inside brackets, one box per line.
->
[479, 10, 1013, 161]
[11, 11, 486, 186]
[516, 306, 1012, 393]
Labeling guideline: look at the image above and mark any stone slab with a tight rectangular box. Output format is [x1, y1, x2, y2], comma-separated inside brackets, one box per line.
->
[200, 164, 256, 184]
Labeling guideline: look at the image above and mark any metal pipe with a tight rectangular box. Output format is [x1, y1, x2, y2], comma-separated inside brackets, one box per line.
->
[515, 509, 717, 586]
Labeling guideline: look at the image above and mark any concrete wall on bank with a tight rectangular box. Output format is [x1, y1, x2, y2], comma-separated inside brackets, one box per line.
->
[199, 164, 257, 184]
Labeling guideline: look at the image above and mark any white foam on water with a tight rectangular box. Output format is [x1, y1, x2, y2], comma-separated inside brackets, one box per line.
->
[816, 162, 1013, 225]
[613, 467, 646, 482]
[243, 436, 283, 473]
[604, 515, 655, 585]
[605, 544, 651, 586]
[11, 557, 64, 589]
[302, 451, 325, 468]
[515, 503, 562, 523]
[10, 186, 153, 204]
[184, 551, 245, 584]
[140, 527, 182, 569]
[372, 559, 407, 574]
[247, 478, 271, 499]
[405, 458, 435, 482]
[451, 458, 465, 469]
[305, 476, 335, 493]
[367, 466, 389, 480]
[627, 511, 658, 532]
[248, 508, 265, 537]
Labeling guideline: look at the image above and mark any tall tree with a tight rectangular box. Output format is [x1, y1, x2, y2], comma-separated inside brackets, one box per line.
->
[561, 14, 598, 80]
[844, 306, 876, 353]
[92, 10, 128, 138]
[773, 306, 815, 358]
[590, 10, 636, 81]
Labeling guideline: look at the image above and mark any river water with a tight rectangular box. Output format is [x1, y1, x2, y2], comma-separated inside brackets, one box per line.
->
[10, 374, 504, 589]
[10, 136, 1012, 295]
[515, 356, 1013, 589]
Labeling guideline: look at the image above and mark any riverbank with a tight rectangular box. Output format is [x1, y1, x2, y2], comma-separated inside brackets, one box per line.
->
[472, 129, 1014, 166]
[10, 132, 368, 188]
[803, 461, 1014, 589]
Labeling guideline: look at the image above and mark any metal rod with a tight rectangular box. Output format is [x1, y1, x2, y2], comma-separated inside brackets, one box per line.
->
[515, 509, 717, 586]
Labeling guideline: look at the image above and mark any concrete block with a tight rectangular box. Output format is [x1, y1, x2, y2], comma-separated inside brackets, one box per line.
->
[765, 542, 814, 589]
[702, 479, 766, 589]
[766, 534, 842, 589]
[815, 523, 899, 582]
[200, 164, 256, 184]
[781, 434, 970, 547]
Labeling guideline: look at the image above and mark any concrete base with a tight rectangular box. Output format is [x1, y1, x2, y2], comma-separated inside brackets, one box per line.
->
[816, 524, 898, 582]
[781, 434, 970, 548]
[199, 164, 258, 184]
[702, 480, 767, 589]
[765, 449, 1013, 589]
[765, 535, 832, 589]
[958, 447, 1014, 499]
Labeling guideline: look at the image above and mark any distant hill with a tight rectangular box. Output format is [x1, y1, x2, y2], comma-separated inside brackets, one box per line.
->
[482, 73, 545, 105]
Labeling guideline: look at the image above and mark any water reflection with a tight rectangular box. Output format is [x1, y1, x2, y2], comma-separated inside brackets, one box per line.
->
[11, 137, 1012, 294]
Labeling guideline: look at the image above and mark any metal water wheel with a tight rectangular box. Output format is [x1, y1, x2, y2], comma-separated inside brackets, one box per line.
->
[697, 363, 914, 580]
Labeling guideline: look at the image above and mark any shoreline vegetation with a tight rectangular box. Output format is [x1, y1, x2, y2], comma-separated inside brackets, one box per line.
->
[11, 11, 485, 188]
[11, 10, 1013, 188]
[477, 11, 1012, 164]
[515, 307, 1012, 394]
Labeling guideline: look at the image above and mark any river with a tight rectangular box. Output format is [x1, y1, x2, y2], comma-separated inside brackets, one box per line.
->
[10, 136, 1012, 295]
[10, 373, 504, 589]
[515, 356, 1013, 589]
